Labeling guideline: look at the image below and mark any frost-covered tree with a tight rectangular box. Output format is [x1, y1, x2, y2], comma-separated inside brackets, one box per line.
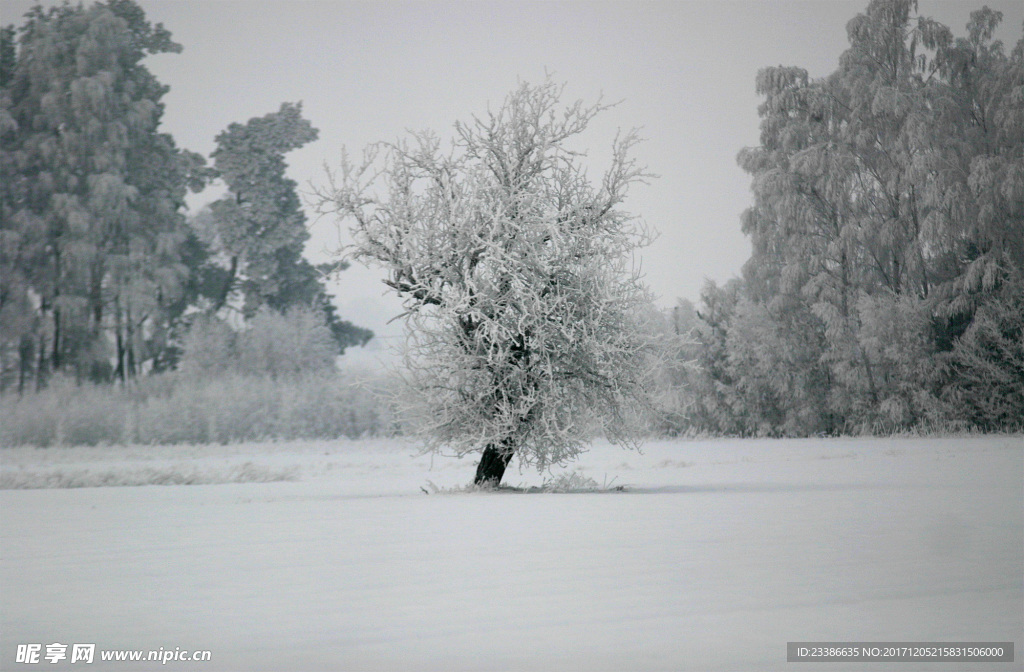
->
[317, 79, 659, 485]
[731, 0, 1023, 433]
[1, 0, 202, 385]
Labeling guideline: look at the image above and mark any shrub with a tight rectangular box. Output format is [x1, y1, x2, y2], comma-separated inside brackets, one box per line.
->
[855, 292, 945, 432]
[177, 315, 236, 379]
[0, 376, 127, 447]
[177, 306, 340, 382]
[235, 307, 338, 379]
[0, 367, 398, 447]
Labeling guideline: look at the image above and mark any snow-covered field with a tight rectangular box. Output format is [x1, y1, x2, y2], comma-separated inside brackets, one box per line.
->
[2, 435, 1021, 671]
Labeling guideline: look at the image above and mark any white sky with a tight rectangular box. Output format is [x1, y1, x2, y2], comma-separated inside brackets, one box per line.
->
[2, 0, 1022, 356]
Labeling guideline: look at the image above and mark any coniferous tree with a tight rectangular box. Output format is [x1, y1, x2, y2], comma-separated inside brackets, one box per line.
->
[943, 279, 1024, 430]
[688, 279, 746, 434]
[203, 103, 371, 353]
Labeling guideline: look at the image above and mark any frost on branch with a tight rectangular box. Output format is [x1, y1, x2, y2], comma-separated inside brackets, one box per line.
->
[316, 79, 661, 484]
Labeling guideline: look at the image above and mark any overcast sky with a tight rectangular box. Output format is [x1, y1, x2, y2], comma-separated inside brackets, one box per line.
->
[2, 0, 1022, 358]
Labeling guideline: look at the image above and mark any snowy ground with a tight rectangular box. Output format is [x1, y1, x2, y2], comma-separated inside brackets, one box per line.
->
[2, 435, 1021, 671]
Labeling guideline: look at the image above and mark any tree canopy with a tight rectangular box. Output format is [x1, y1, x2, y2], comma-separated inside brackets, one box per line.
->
[0, 0, 369, 390]
[318, 79, 661, 484]
[1, 0, 195, 385]
[681, 0, 1023, 435]
[201, 102, 372, 351]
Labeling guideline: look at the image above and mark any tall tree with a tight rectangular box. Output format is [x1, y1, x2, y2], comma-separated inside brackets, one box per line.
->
[203, 102, 371, 352]
[0, 24, 34, 391]
[730, 0, 1024, 432]
[687, 279, 747, 435]
[317, 79, 659, 485]
[922, 7, 1024, 332]
[1, 0, 201, 385]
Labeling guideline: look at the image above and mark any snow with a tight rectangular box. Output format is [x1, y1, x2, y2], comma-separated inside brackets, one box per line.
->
[2, 436, 1021, 671]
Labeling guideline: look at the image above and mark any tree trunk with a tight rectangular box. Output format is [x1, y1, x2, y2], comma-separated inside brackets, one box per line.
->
[125, 304, 136, 379]
[473, 441, 515, 487]
[114, 296, 126, 382]
[115, 327, 125, 382]
[51, 306, 61, 371]
[18, 335, 33, 395]
[213, 255, 238, 313]
[36, 327, 48, 391]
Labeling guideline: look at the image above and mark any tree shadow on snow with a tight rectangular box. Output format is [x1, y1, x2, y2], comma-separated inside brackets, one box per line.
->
[625, 482, 894, 495]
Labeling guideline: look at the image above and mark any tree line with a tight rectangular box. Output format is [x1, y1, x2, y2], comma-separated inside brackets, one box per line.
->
[2, 0, 1020, 446]
[0, 0, 371, 393]
[671, 0, 1023, 435]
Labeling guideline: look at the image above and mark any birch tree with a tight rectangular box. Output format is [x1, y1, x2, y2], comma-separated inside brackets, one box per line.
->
[733, 0, 1022, 432]
[317, 80, 659, 485]
[1, 0, 199, 385]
